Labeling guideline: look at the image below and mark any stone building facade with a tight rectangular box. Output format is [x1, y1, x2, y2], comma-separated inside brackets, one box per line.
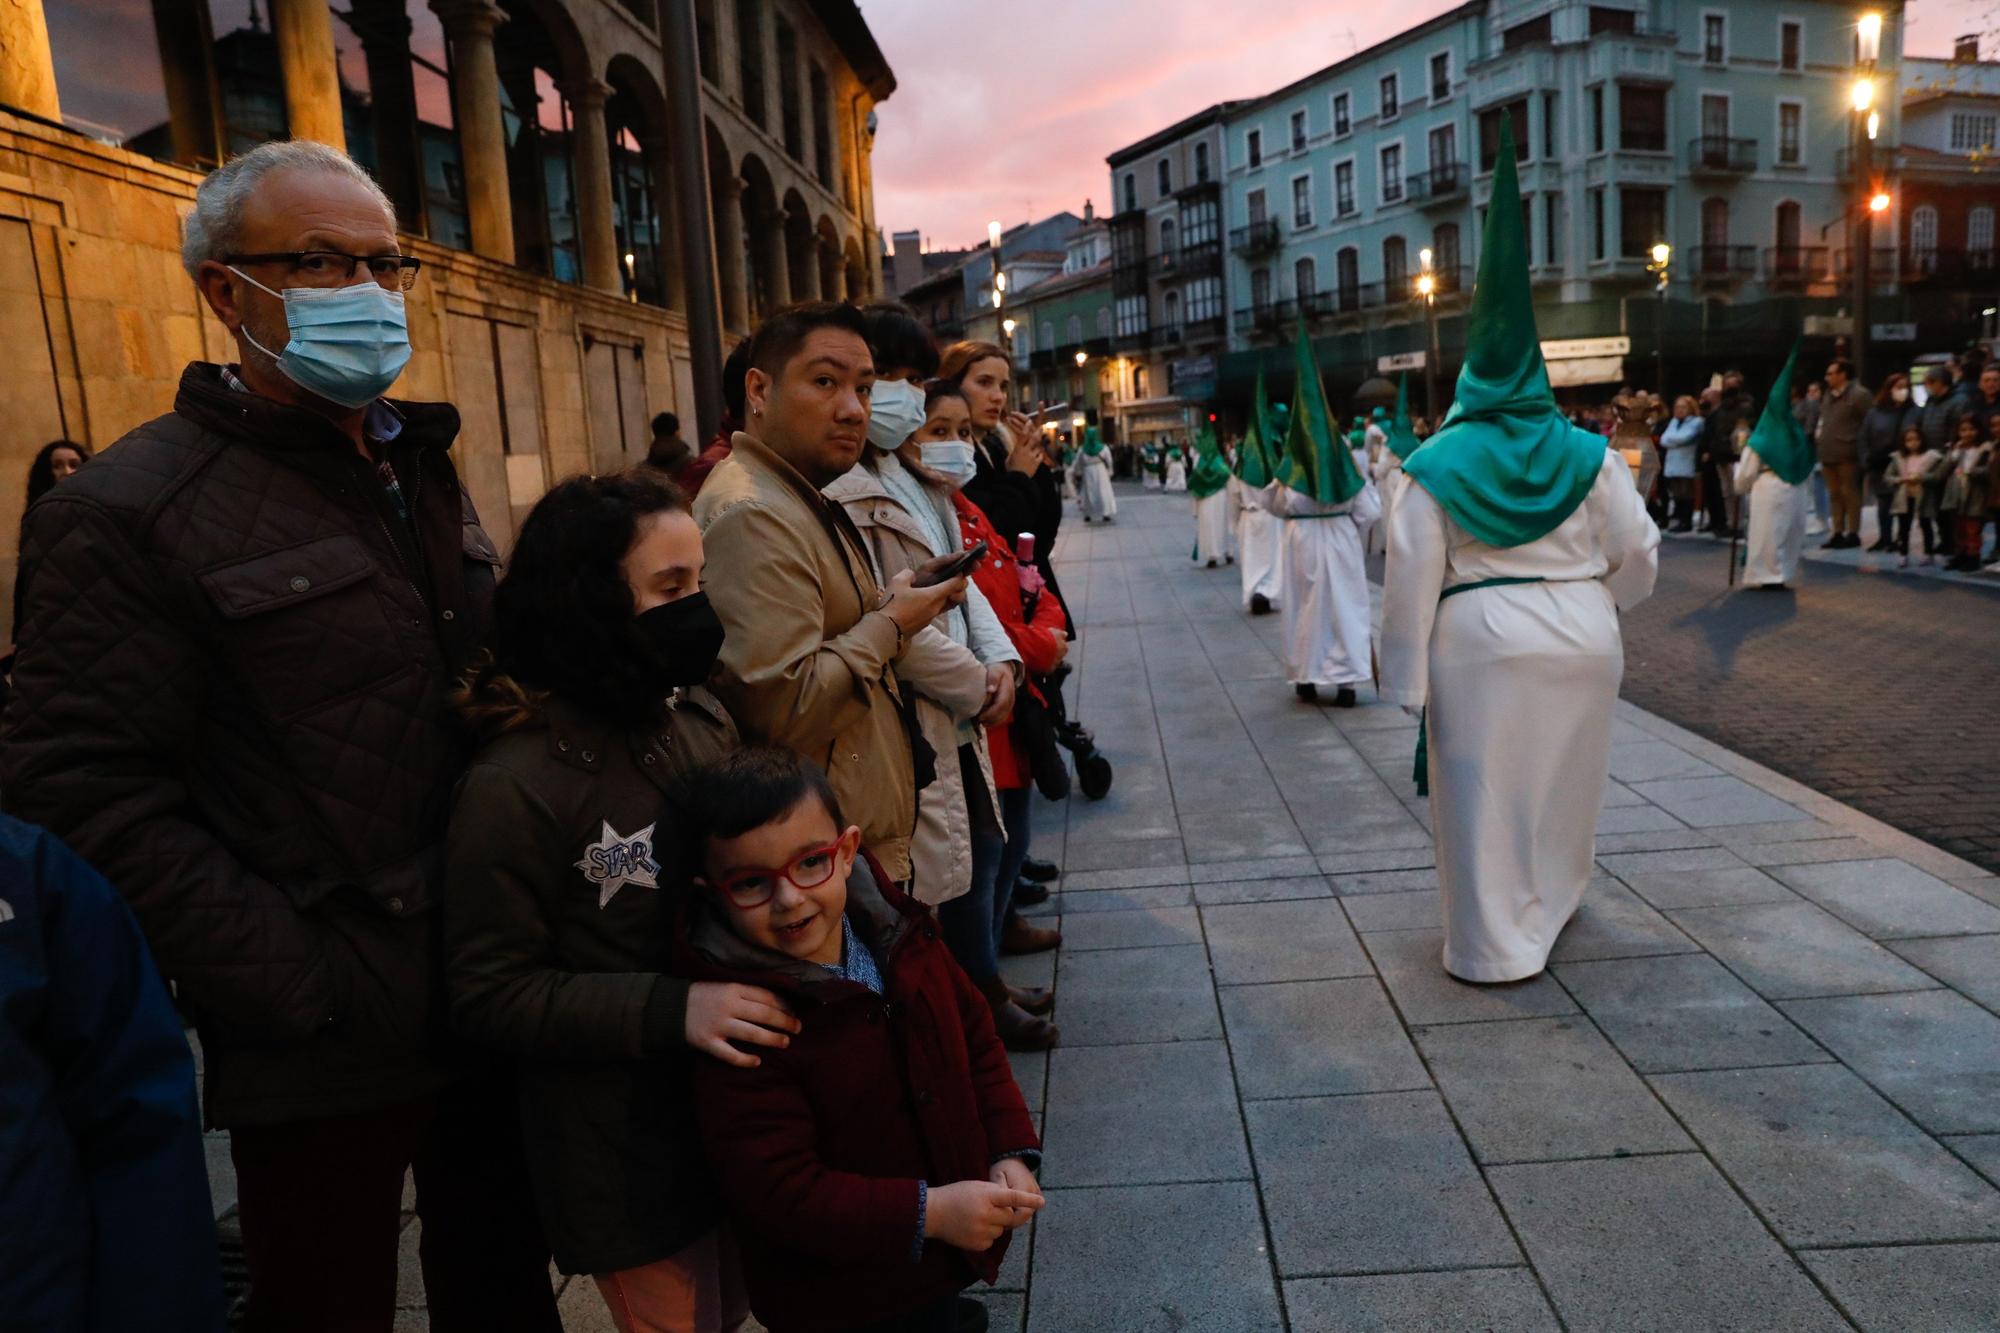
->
[0, 0, 892, 640]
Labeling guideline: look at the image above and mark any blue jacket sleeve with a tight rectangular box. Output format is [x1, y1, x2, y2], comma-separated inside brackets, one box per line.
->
[22, 819, 226, 1332]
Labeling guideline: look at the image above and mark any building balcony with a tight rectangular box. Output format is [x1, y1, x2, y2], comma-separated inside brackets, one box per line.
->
[1688, 136, 1756, 176]
[1178, 239, 1223, 279]
[1688, 245, 1758, 286]
[1903, 247, 2000, 286]
[1155, 324, 1185, 348]
[1112, 325, 1153, 352]
[1232, 300, 1290, 335]
[1112, 256, 1150, 298]
[1407, 162, 1469, 207]
[1763, 246, 1832, 290]
[1174, 179, 1222, 203]
[1230, 219, 1282, 257]
[1583, 27, 1676, 85]
[1835, 146, 1905, 178]
[1028, 348, 1056, 370]
[1184, 313, 1227, 343]
[1298, 290, 1335, 321]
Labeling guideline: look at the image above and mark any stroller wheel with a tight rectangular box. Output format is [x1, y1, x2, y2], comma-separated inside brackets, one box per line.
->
[1077, 751, 1114, 800]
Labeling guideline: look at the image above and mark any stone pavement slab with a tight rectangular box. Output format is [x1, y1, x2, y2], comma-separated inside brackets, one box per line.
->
[1056, 904, 1203, 952]
[1245, 1091, 1521, 1277]
[1555, 952, 1831, 1073]
[1770, 857, 2000, 939]
[1413, 1017, 1690, 1164]
[1039, 1041, 1248, 1187]
[1486, 1154, 1849, 1331]
[1026, 1182, 1283, 1333]
[1614, 863, 1799, 911]
[1193, 875, 1334, 906]
[1888, 933, 2000, 1012]
[1666, 899, 1941, 999]
[1361, 929, 1579, 1025]
[1652, 1064, 2000, 1246]
[1335, 889, 1441, 933]
[1220, 979, 1429, 1101]
[1053, 944, 1221, 1046]
[1202, 899, 1370, 984]
[1780, 990, 2000, 1134]
[1544, 877, 1699, 962]
[1281, 1269, 1559, 1333]
[1801, 1243, 2000, 1333]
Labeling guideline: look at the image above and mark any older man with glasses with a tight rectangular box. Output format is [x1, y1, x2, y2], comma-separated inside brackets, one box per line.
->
[1, 141, 558, 1332]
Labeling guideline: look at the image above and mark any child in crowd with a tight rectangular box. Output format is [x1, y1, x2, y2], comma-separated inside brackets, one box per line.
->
[1885, 425, 1943, 567]
[1942, 415, 1994, 571]
[679, 748, 1042, 1333]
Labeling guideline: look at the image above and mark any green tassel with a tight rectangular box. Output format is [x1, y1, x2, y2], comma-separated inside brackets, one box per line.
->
[1412, 707, 1429, 797]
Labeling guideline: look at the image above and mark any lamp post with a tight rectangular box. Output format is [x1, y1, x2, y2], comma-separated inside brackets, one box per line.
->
[1647, 241, 1672, 399]
[1416, 246, 1440, 419]
[1852, 11, 1883, 385]
[1002, 314, 1017, 371]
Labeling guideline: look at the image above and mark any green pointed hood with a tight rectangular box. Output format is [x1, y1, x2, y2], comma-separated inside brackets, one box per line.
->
[1282, 322, 1366, 505]
[1081, 425, 1106, 457]
[1386, 372, 1421, 461]
[1401, 119, 1606, 547]
[1189, 424, 1232, 499]
[1234, 397, 1275, 487]
[1745, 339, 1815, 485]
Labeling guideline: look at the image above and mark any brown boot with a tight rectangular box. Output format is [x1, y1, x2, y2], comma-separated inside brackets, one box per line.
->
[979, 975, 1059, 1050]
[999, 910, 1062, 956]
[1007, 984, 1055, 1016]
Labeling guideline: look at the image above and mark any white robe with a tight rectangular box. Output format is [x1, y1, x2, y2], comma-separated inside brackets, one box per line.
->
[1164, 458, 1188, 491]
[1195, 490, 1233, 564]
[1075, 451, 1117, 521]
[1733, 448, 1806, 587]
[1380, 454, 1660, 983]
[1268, 481, 1382, 688]
[1233, 476, 1284, 608]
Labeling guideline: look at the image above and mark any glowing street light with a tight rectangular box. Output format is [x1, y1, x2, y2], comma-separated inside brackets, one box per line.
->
[1857, 11, 1883, 64]
[1869, 191, 1892, 213]
[1646, 243, 1672, 397]
[1415, 273, 1435, 297]
[1851, 78, 1875, 113]
[1002, 317, 1017, 336]
[988, 220, 1003, 250]
[1074, 349, 1088, 368]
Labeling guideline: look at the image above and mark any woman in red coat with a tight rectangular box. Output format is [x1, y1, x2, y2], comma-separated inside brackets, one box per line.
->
[953, 492, 1068, 946]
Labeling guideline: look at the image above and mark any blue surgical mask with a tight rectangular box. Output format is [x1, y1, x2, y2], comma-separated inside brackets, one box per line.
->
[866, 377, 928, 452]
[231, 268, 413, 408]
[919, 440, 979, 489]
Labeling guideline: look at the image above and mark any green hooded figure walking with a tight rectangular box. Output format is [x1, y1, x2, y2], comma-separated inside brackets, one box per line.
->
[1732, 340, 1813, 588]
[1188, 424, 1234, 566]
[1235, 371, 1285, 614]
[1073, 425, 1117, 523]
[1267, 321, 1379, 707]
[1378, 119, 1661, 985]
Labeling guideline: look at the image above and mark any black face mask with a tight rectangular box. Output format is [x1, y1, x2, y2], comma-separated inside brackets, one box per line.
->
[632, 591, 726, 688]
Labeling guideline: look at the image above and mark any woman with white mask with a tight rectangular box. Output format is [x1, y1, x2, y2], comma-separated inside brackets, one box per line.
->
[823, 309, 1057, 1051]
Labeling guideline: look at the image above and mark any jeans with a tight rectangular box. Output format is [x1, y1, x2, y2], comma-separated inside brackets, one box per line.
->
[992, 784, 1034, 940]
[940, 746, 1003, 983]
[230, 1074, 559, 1333]
[1666, 477, 1696, 528]
[1894, 512, 1937, 556]
[1810, 466, 1831, 522]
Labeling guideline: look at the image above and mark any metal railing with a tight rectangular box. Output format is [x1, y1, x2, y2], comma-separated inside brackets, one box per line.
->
[1229, 219, 1282, 255]
[1688, 136, 1756, 173]
[1762, 245, 1831, 287]
[1688, 245, 1758, 280]
[1406, 162, 1469, 205]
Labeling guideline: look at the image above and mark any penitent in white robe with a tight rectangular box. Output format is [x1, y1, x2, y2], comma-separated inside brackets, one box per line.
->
[1380, 453, 1659, 983]
[1164, 457, 1188, 492]
[1268, 480, 1382, 688]
[1733, 447, 1806, 588]
[1194, 490, 1233, 564]
[1233, 477, 1284, 608]
[1075, 452, 1118, 521]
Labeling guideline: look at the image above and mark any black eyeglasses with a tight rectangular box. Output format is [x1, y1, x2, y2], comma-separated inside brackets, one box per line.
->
[225, 250, 423, 291]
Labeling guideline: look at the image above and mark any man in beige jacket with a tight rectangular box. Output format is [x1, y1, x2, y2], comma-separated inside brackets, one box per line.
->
[693, 304, 966, 885]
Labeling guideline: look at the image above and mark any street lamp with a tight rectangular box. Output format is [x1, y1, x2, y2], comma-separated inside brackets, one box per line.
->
[1647, 243, 1672, 399]
[1851, 12, 1885, 384]
[1416, 246, 1440, 418]
[1075, 349, 1088, 368]
[1072, 411, 1087, 452]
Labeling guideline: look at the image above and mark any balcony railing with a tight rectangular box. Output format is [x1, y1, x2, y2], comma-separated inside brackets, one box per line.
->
[1184, 313, 1227, 342]
[1688, 136, 1756, 174]
[1832, 246, 1903, 276]
[1835, 146, 1905, 178]
[1688, 245, 1758, 282]
[1155, 324, 1185, 347]
[1179, 239, 1223, 279]
[1232, 301, 1290, 334]
[1230, 219, 1282, 256]
[1111, 255, 1150, 297]
[1407, 162, 1469, 206]
[1763, 246, 1831, 288]
[1111, 325, 1152, 352]
[1903, 247, 2000, 284]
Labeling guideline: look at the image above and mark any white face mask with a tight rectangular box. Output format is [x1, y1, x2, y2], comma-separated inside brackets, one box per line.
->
[919, 440, 979, 489]
[1892, 387, 1910, 403]
[866, 378, 928, 452]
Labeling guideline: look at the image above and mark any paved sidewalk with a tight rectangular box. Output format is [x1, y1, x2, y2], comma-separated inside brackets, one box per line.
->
[994, 487, 2000, 1331]
[206, 485, 2000, 1331]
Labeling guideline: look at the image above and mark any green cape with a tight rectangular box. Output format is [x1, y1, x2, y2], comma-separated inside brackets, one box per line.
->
[1386, 373, 1420, 461]
[1188, 425, 1232, 499]
[1401, 119, 1606, 547]
[1282, 322, 1366, 505]
[1744, 340, 1815, 485]
[1235, 370, 1278, 487]
[1081, 426, 1106, 458]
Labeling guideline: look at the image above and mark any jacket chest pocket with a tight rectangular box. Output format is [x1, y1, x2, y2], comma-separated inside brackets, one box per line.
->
[198, 533, 414, 720]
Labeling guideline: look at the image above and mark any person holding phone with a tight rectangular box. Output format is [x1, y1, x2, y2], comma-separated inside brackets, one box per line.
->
[826, 310, 1057, 1052]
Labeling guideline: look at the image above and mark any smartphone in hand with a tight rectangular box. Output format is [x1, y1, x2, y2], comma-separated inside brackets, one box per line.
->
[913, 541, 990, 587]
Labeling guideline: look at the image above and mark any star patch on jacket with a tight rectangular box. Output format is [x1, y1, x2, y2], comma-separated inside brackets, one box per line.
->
[576, 821, 660, 908]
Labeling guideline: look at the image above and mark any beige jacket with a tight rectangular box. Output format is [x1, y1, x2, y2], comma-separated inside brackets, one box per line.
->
[695, 432, 972, 885]
[824, 458, 1008, 905]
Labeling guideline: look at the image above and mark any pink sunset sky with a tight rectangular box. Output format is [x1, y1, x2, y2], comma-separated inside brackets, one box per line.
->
[867, 0, 2000, 253]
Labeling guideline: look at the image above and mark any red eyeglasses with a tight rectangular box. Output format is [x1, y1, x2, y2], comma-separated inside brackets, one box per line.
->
[709, 829, 859, 910]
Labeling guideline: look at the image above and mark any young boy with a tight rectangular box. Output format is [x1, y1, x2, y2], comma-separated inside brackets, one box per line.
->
[679, 748, 1043, 1333]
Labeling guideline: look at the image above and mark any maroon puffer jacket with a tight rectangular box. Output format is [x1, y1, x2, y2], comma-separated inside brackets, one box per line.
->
[678, 855, 1039, 1333]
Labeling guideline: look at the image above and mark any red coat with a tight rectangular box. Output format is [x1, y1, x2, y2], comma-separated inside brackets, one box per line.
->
[678, 854, 1039, 1333]
[953, 495, 1068, 789]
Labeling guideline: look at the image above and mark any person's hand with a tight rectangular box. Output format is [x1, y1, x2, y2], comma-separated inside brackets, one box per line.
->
[882, 568, 967, 635]
[1002, 413, 1042, 475]
[684, 981, 800, 1068]
[988, 1158, 1043, 1227]
[1047, 634, 1069, 666]
[924, 1180, 1043, 1250]
[977, 664, 1017, 727]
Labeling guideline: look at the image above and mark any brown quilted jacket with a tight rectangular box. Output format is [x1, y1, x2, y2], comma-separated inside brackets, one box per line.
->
[1, 363, 501, 1127]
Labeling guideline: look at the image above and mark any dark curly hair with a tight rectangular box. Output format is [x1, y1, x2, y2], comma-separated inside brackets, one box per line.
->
[482, 470, 689, 726]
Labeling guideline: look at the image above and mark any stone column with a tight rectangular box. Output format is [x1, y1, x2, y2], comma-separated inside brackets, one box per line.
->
[432, 0, 514, 264]
[640, 133, 686, 311]
[351, 0, 422, 228]
[761, 208, 791, 311]
[714, 175, 750, 332]
[0, 0, 62, 121]
[561, 77, 622, 294]
[269, 0, 347, 150]
[152, 0, 224, 165]
[819, 238, 843, 300]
